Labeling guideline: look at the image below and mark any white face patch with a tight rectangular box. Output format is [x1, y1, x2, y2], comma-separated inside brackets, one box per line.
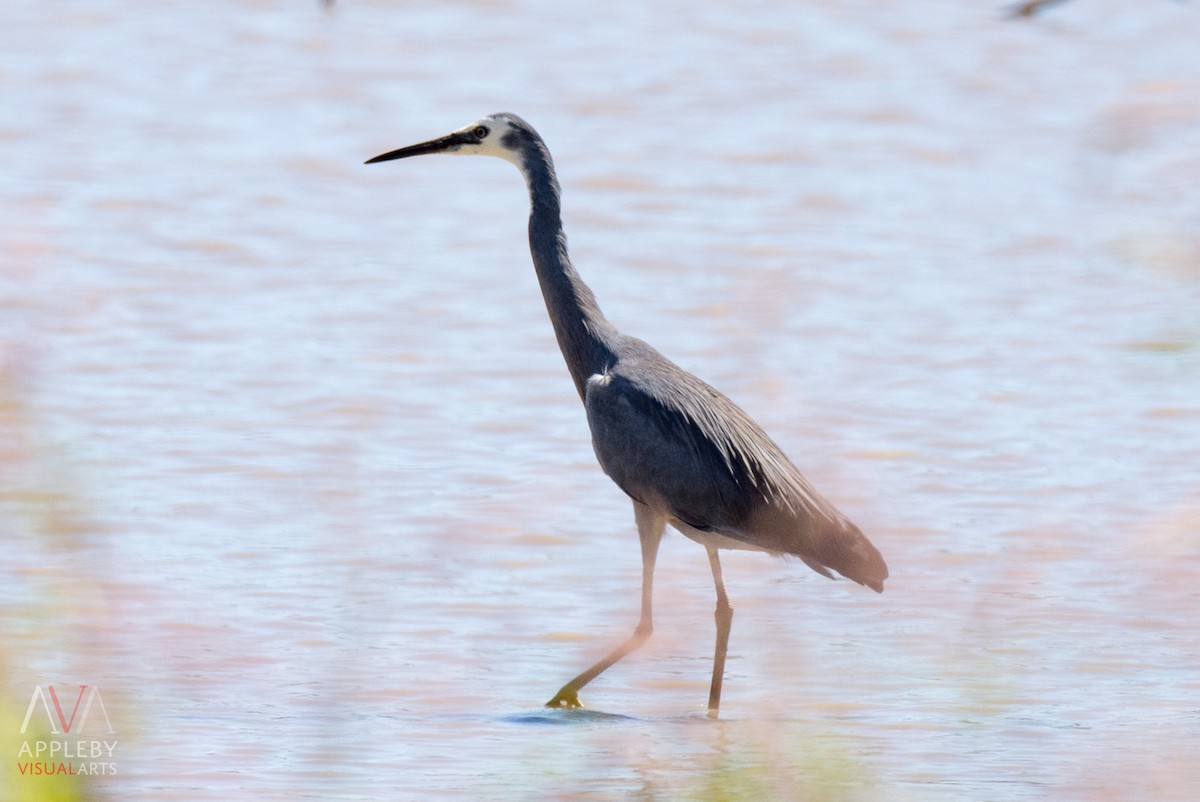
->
[450, 114, 525, 167]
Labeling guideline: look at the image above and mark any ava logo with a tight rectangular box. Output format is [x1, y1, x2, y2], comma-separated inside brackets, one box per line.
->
[20, 684, 115, 736]
[17, 684, 118, 778]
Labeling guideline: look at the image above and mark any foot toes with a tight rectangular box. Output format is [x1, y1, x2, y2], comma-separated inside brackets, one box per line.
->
[545, 689, 582, 709]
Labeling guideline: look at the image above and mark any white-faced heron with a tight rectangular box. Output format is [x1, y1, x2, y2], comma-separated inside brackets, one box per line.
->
[366, 113, 887, 717]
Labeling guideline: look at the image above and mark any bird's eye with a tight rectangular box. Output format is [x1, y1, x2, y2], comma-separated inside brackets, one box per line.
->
[473, 125, 489, 139]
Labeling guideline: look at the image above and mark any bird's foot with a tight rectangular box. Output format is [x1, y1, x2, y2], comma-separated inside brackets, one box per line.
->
[545, 687, 583, 709]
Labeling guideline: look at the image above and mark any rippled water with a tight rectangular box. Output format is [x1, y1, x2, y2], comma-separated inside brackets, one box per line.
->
[3, 1, 1199, 799]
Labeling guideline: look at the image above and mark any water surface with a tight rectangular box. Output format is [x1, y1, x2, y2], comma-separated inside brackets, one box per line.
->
[2, 1, 1199, 799]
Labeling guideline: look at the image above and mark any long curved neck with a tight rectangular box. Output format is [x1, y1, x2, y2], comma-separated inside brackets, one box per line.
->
[518, 142, 621, 400]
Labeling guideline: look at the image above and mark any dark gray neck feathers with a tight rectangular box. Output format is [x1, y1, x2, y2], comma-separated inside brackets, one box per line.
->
[511, 127, 620, 400]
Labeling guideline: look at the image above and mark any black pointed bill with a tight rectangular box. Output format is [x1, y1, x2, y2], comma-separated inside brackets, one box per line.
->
[365, 130, 475, 165]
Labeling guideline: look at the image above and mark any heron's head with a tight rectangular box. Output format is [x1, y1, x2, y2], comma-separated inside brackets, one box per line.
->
[365, 113, 531, 169]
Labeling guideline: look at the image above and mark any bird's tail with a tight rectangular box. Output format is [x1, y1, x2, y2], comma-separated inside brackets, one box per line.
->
[752, 502, 888, 592]
[816, 517, 887, 593]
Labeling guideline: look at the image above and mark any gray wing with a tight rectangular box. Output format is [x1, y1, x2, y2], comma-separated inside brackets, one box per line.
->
[582, 340, 839, 537]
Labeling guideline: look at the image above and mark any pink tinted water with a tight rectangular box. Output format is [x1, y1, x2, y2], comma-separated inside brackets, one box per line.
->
[2, 0, 1198, 799]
